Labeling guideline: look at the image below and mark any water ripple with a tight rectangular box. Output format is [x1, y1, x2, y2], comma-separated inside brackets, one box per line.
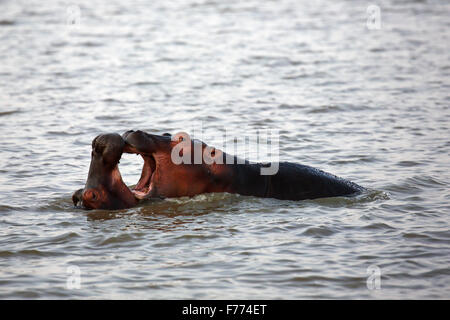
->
[0, 0, 448, 299]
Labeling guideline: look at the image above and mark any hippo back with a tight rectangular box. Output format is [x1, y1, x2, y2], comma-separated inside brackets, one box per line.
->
[266, 162, 364, 201]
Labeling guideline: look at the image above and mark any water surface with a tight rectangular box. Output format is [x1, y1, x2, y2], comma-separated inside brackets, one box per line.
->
[0, 0, 449, 299]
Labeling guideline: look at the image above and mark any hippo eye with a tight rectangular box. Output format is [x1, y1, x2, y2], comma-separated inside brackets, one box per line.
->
[178, 136, 184, 142]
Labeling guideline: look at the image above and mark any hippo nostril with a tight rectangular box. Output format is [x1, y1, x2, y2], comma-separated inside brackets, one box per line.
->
[83, 189, 100, 203]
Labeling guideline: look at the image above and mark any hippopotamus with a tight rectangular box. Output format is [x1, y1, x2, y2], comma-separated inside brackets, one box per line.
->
[72, 130, 364, 210]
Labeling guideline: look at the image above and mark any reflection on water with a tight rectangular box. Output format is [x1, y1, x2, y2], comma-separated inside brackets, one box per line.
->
[0, 0, 449, 299]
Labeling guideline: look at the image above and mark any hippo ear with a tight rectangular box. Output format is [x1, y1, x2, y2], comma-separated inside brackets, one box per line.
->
[91, 135, 100, 149]
[162, 133, 171, 137]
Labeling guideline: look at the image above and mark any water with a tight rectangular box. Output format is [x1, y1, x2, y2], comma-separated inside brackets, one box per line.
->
[0, 0, 449, 299]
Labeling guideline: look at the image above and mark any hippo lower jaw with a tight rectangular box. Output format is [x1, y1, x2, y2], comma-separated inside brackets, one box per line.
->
[72, 133, 142, 210]
[73, 156, 156, 208]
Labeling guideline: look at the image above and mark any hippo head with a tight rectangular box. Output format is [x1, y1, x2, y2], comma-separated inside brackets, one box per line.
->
[72, 133, 137, 210]
[73, 130, 233, 210]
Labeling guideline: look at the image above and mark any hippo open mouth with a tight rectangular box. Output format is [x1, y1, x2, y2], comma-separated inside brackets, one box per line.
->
[121, 129, 174, 200]
[129, 153, 156, 200]
[73, 131, 171, 209]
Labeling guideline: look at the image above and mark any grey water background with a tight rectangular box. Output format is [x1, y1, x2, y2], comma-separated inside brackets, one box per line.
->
[0, 0, 449, 299]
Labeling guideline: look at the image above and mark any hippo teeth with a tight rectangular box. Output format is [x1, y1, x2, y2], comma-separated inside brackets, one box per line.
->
[132, 189, 151, 199]
[132, 181, 153, 199]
